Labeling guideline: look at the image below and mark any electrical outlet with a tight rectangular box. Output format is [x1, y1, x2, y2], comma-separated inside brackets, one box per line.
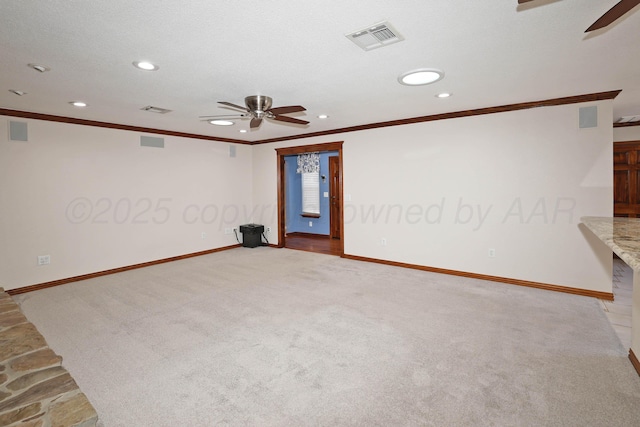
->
[381, 238, 387, 246]
[224, 228, 231, 235]
[201, 232, 207, 239]
[232, 227, 238, 233]
[488, 248, 496, 258]
[37, 255, 50, 266]
[309, 221, 313, 227]
[266, 227, 272, 234]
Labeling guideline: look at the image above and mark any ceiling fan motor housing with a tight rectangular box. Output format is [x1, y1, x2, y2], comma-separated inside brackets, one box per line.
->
[208, 95, 308, 128]
[245, 95, 272, 118]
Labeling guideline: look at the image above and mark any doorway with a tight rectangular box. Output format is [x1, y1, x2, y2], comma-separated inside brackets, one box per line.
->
[276, 141, 344, 256]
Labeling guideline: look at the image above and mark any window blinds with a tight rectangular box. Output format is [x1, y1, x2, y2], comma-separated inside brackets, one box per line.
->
[301, 172, 320, 215]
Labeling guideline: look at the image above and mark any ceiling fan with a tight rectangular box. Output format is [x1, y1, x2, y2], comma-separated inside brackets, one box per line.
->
[199, 95, 309, 129]
[518, 0, 640, 32]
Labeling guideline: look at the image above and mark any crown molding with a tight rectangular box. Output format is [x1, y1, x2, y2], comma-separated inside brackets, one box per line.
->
[0, 108, 250, 144]
[253, 90, 622, 144]
[1, 90, 622, 145]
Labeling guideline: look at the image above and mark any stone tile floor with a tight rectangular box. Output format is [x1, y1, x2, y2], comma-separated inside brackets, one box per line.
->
[600, 258, 633, 350]
[0, 288, 98, 427]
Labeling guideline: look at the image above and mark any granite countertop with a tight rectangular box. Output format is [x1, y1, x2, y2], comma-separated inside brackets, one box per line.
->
[581, 216, 640, 271]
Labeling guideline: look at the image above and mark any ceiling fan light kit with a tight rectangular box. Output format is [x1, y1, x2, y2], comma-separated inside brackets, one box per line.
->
[245, 95, 272, 119]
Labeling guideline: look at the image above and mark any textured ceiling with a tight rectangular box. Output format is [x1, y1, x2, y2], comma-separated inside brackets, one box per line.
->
[1, 0, 639, 142]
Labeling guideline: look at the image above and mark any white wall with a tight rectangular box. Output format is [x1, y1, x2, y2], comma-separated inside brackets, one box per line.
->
[2, 100, 614, 293]
[252, 101, 614, 293]
[614, 126, 640, 142]
[0, 117, 252, 290]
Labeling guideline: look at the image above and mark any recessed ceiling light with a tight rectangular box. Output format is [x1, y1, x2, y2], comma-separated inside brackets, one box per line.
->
[133, 61, 159, 71]
[239, 129, 248, 133]
[209, 119, 234, 126]
[436, 92, 451, 98]
[318, 114, 329, 119]
[27, 63, 50, 73]
[398, 68, 444, 86]
[70, 101, 87, 107]
[9, 89, 27, 96]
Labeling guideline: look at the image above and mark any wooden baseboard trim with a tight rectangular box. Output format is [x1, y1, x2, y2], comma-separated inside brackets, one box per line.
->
[341, 254, 614, 301]
[630, 349, 640, 377]
[6, 244, 242, 295]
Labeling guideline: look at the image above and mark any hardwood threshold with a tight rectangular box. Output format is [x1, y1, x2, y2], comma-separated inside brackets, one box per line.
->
[286, 232, 331, 239]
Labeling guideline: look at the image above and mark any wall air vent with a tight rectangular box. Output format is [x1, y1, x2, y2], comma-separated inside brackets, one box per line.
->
[140, 105, 172, 114]
[140, 136, 165, 148]
[345, 21, 404, 51]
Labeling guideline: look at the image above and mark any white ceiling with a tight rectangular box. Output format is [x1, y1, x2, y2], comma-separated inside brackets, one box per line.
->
[1, 0, 639, 142]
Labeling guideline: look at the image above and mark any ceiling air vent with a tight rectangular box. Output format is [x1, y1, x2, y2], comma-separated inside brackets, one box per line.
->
[616, 115, 640, 123]
[346, 21, 404, 51]
[140, 105, 172, 114]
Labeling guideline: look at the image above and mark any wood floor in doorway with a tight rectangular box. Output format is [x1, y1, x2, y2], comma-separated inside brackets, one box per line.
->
[284, 232, 341, 256]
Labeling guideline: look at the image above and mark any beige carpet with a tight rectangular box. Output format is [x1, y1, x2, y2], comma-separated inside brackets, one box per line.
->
[14, 247, 640, 426]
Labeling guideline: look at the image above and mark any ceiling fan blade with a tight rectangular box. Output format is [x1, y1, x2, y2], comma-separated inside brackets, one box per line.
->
[585, 0, 640, 32]
[269, 105, 306, 115]
[198, 114, 247, 118]
[272, 115, 310, 126]
[218, 101, 248, 111]
[250, 117, 262, 128]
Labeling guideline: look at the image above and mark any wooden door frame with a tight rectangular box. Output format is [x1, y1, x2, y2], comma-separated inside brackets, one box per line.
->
[275, 141, 344, 255]
[329, 155, 341, 239]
